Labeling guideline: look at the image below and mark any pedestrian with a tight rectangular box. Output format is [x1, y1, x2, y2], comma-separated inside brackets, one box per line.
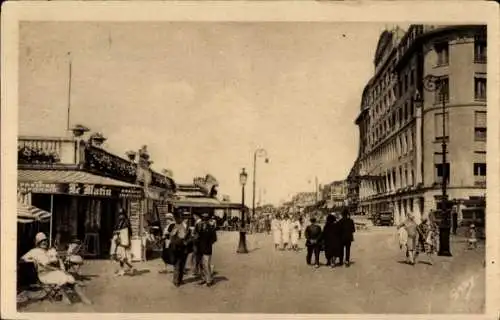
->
[298, 216, 303, 239]
[467, 224, 478, 250]
[113, 208, 136, 276]
[281, 214, 292, 250]
[322, 214, 340, 268]
[397, 213, 418, 265]
[265, 215, 271, 235]
[194, 212, 218, 287]
[190, 214, 203, 277]
[160, 213, 176, 273]
[305, 217, 322, 268]
[452, 206, 458, 235]
[290, 215, 301, 251]
[271, 214, 282, 250]
[416, 216, 437, 265]
[170, 212, 193, 287]
[338, 209, 355, 267]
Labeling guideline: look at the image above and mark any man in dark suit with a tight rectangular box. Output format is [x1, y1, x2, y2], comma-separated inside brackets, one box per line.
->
[338, 209, 356, 267]
[194, 212, 217, 287]
[305, 217, 322, 268]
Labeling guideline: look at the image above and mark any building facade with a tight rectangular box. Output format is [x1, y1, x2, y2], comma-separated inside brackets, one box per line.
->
[17, 132, 176, 260]
[322, 180, 348, 209]
[346, 160, 360, 214]
[355, 25, 487, 225]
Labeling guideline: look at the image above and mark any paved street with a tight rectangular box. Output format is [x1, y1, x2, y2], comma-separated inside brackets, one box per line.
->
[20, 227, 485, 314]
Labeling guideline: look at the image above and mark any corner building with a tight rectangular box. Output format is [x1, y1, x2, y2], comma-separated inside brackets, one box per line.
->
[355, 25, 487, 225]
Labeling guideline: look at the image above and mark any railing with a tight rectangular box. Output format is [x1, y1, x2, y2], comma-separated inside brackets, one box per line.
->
[18, 136, 77, 165]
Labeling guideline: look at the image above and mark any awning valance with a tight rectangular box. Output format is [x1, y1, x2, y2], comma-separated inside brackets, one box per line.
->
[18, 169, 143, 198]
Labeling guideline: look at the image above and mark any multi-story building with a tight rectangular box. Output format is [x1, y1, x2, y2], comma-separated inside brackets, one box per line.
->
[321, 180, 347, 209]
[354, 25, 487, 225]
[346, 160, 361, 214]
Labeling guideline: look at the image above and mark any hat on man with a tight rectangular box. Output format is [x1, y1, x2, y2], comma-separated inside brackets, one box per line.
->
[35, 232, 47, 245]
[165, 213, 175, 220]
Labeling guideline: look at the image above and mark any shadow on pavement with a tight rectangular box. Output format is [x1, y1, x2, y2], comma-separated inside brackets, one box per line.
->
[127, 269, 151, 276]
[417, 261, 433, 266]
[249, 248, 261, 252]
[212, 276, 228, 285]
[74, 274, 99, 282]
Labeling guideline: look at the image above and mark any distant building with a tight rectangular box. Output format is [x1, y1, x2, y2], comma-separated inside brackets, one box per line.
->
[322, 180, 347, 210]
[291, 192, 317, 209]
[346, 160, 361, 214]
[353, 25, 487, 225]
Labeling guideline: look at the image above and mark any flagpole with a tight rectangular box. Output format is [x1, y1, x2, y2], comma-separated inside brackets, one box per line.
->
[66, 52, 72, 132]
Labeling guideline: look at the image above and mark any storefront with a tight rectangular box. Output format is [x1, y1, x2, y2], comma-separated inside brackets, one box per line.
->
[17, 168, 143, 258]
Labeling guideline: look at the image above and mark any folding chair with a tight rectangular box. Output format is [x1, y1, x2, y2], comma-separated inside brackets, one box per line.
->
[18, 260, 71, 304]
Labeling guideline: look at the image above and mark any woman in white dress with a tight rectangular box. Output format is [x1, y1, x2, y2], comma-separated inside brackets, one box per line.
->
[281, 215, 292, 250]
[271, 214, 282, 250]
[290, 216, 301, 251]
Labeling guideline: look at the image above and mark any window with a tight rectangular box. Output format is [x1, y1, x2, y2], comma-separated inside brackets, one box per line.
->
[474, 39, 487, 63]
[434, 77, 449, 103]
[434, 112, 449, 140]
[473, 163, 486, 176]
[410, 69, 415, 86]
[435, 163, 450, 184]
[474, 77, 487, 101]
[474, 111, 487, 141]
[435, 42, 449, 66]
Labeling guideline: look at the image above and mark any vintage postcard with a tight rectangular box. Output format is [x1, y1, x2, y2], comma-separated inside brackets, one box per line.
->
[1, 1, 499, 319]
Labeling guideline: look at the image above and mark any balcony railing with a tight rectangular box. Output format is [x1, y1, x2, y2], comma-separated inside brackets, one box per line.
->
[18, 136, 77, 165]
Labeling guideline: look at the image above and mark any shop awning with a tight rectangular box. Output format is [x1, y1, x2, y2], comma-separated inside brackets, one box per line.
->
[171, 197, 246, 210]
[18, 169, 142, 198]
[17, 201, 51, 224]
[172, 197, 222, 208]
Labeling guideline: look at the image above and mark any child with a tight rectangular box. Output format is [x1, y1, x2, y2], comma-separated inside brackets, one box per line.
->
[467, 224, 478, 250]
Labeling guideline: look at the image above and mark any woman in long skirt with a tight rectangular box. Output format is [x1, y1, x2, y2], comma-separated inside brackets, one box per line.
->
[290, 216, 301, 251]
[281, 215, 292, 250]
[113, 209, 136, 276]
[271, 214, 282, 250]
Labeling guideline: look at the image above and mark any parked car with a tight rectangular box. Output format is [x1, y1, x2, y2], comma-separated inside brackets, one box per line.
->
[372, 211, 394, 226]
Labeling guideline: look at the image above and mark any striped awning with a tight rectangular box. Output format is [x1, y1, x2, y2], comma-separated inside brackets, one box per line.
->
[17, 202, 51, 224]
[18, 169, 138, 188]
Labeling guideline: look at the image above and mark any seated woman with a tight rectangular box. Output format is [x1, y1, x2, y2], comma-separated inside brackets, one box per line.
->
[21, 232, 90, 304]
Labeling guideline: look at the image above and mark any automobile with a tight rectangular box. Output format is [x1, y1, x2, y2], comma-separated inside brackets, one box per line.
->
[372, 211, 394, 226]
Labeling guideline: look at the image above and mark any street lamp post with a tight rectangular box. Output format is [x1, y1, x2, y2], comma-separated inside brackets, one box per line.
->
[237, 168, 249, 254]
[252, 148, 269, 221]
[422, 74, 452, 257]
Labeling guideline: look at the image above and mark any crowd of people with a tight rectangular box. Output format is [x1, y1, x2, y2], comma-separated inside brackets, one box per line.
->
[270, 209, 356, 269]
[397, 212, 439, 265]
[158, 211, 218, 287]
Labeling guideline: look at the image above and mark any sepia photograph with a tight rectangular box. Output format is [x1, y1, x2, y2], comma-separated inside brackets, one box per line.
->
[1, 2, 498, 319]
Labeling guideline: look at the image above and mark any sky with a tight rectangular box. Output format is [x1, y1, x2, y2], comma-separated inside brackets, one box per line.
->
[18, 21, 389, 206]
